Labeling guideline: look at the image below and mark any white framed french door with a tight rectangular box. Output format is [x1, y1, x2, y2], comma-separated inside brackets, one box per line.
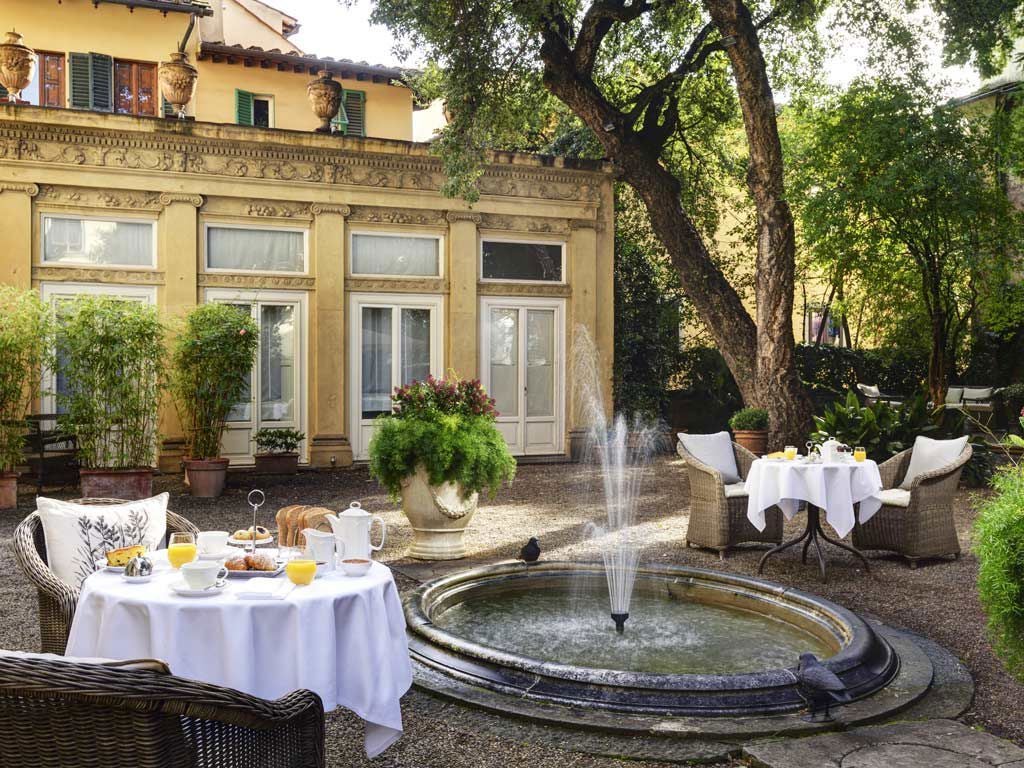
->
[204, 288, 308, 465]
[349, 293, 444, 460]
[480, 297, 565, 455]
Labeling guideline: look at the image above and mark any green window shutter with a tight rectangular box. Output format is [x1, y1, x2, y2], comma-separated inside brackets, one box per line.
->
[341, 89, 365, 136]
[89, 53, 113, 112]
[330, 99, 348, 133]
[69, 53, 92, 109]
[235, 89, 253, 126]
[162, 96, 176, 118]
[0, 83, 7, 100]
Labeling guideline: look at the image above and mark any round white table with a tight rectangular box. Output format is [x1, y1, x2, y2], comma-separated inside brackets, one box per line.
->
[745, 457, 883, 581]
[66, 552, 413, 759]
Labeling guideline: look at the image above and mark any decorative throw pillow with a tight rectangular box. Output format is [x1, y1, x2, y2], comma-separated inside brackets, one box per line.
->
[962, 386, 993, 402]
[899, 436, 969, 490]
[945, 387, 964, 405]
[36, 493, 168, 591]
[677, 431, 741, 484]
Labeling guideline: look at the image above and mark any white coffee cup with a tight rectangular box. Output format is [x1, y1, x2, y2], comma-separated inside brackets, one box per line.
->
[197, 530, 229, 555]
[181, 560, 227, 590]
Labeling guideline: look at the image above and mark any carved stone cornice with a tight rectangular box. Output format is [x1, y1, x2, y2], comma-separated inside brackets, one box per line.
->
[346, 277, 448, 294]
[310, 203, 351, 217]
[479, 213, 570, 235]
[349, 206, 444, 226]
[197, 273, 316, 289]
[32, 265, 164, 285]
[477, 282, 571, 298]
[569, 218, 598, 230]
[159, 192, 203, 208]
[37, 184, 163, 210]
[0, 181, 38, 196]
[445, 211, 482, 224]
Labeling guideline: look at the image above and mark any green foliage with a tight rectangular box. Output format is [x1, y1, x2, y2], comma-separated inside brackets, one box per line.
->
[729, 407, 768, 431]
[369, 377, 515, 500]
[975, 467, 1024, 681]
[793, 344, 930, 397]
[171, 304, 259, 461]
[57, 297, 165, 470]
[1000, 384, 1024, 436]
[253, 428, 305, 455]
[811, 391, 938, 462]
[932, 0, 1023, 78]
[0, 288, 55, 472]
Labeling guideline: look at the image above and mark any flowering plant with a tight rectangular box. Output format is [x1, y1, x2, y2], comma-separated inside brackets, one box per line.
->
[392, 375, 497, 420]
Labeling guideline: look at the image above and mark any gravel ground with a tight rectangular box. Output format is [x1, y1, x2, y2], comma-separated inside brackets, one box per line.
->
[1, 455, 1021, 766]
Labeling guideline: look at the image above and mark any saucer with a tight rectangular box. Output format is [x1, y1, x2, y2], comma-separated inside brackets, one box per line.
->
[122, 573, 154, 584]
[197, 549, 234, 561]
[171, 578, 228, 597]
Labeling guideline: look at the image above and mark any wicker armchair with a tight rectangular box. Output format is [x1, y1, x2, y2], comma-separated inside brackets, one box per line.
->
[678, 441, 783, 559]
[13, 498, 199, 655]
[853, 444, 972, 568]
[0, 652, 325, 768]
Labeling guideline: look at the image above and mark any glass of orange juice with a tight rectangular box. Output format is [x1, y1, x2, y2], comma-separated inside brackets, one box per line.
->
[167, 532, 197, 569]
[854, 446, 867, 462]
[286, 559, 317, 586]
[784, 445, 797, 460]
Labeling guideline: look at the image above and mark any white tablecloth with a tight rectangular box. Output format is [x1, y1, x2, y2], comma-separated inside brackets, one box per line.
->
[745, 458, 883, 538]
[66, 554, 413, 759]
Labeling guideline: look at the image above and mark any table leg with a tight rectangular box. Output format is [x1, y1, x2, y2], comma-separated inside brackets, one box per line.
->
[758, 504, 870, 582]
[817, 522, 871, 573]
[757, 514, 814, 575]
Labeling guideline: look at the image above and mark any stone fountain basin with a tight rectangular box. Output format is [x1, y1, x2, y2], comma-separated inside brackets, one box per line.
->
[405, 561, 899, 716]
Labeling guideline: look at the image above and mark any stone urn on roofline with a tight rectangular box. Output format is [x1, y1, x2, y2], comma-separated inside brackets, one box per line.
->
[307, 71, 342, 133]
[0, 30, 36, 103]
[158, 51, 198, 118]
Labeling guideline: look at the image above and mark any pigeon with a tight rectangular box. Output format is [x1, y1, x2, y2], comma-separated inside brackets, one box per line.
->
[518, 537, 541, 563]
[792, 653, 852, 722]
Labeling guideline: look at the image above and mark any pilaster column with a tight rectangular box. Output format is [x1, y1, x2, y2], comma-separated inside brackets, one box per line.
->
[309, 203, 352, 468]
[0, 183, 38, 289]
[157, 193, 202, 471]
[569, 218, 599, 459]
[446, 211, 481, 379]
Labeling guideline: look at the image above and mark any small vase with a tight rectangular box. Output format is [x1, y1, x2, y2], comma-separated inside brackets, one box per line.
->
[733, 429, 769, 456]
[0, 472, 17, 510]
[184, 458, 229, 498]
[0, 31, 36, 103]
[400, 465, 478, 560]
[158, 51, 198, 117]
[79, 467, 154, 501]
[306, 72, 342, 133]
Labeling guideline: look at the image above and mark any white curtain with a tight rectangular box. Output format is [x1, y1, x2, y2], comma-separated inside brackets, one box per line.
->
[400, 308, 431, 385]
[44, 217, 153, 266]
[362, 307, 393, 418]
[489, 308, 519, 418]
[352, 234, 439, 276]
[208, 227, 305, 272]
[526, 310, 554, 417]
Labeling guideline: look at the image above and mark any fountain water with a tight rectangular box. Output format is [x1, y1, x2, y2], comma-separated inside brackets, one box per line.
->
[573, 326, 661, 633]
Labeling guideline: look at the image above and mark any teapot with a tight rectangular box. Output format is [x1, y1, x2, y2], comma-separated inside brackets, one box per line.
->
[302, 528, 336, 571]
[325, 502, 386, 562]
[820, 436, 842, 463]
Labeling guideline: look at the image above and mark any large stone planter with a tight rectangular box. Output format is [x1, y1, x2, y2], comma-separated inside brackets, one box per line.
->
[254, 452, 299, 475]
[0, 472, 17, 510]
[400, 465, 478, 560]
[0, 31, 35, 102]
[158, 51, 197, 117]
[80, 467, 153, 501]
[184, 458, 229, 498]
[732, 429, 768, 456]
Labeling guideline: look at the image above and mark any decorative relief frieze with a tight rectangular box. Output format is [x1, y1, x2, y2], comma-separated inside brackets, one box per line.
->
[350, 206, 443, 225]
[310, 203, 351, 217]
[0, 181, 38, 196]
[477, 282, 571, 298]
[159, 192, 203, 208]
[245, 202, 312, 218]
[346, 277, 448, 294]
[32, 266, 165, 285]
[197, 273, 316, 289]
[445, 211, 482, 225]
[36, 184, 163, 210]
[569, 218, 598, 230]
[479, 213, 571, 234]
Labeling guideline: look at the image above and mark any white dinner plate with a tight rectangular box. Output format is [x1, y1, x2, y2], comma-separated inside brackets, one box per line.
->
[197, 549, 235, 561]
[121, 573, 154, 584]
[170, 578, 228, 597]
[95, 559, 127, 574]
[227, 535, 274, 547]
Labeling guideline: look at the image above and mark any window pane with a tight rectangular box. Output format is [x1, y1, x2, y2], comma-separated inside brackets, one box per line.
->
[260, 305, 295, 422]
[482, 241, 562, 282]
[489, 308, 518, 418]
[43, 217, 153, 266]
[400, 308, 431, 385]
[207, 227, 305, 272]
[362, 307, 392, 419]
[526, 309, 555, 417]
[352, 234, 439, 276]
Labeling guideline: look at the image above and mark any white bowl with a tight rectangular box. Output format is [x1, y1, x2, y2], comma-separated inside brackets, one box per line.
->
[340, 558, 372, 577]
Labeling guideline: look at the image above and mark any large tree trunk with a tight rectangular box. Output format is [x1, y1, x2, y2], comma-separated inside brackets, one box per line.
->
[928, 310, 949, 405]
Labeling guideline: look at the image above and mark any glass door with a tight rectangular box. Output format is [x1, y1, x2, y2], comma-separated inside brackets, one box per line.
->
[350, 294, 442, 459]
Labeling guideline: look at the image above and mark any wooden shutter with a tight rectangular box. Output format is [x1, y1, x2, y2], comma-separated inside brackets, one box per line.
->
[137, 62, 156, 116]
[162, 96, 176, 118]
[235, 89, 254, 126]
[342, 89, 365, 136]
[330, 100, 349, 133]
[41, 53, 65, 107]
[115, 60, 133, 114]
[90, 53, 113, 112]
[69, 53, 91, 109]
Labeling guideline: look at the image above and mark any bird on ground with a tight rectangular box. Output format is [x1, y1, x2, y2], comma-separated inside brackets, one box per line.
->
[519, 537, 541, 563]
[791, 652, 852, 722]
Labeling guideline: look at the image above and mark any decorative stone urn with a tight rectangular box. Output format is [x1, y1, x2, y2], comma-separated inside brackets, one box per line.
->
[0, 31, 36, 103]
[158, 51, 198, 117]
[400, 465, 478, 560]
[306, 71, 342, 133]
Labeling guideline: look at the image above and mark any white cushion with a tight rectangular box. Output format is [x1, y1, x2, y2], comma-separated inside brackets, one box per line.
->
[899, 436, 969, 490]
[36, 493, 168, 591]
[876, 488, 911, 508]
[858, 383, 880, 398]
[945, 387, 963, 404]
[677, 431, 741, 484]
[963, 386, 993, 402]
[724, 482, 748, 498]
[0, 648, 171, 673]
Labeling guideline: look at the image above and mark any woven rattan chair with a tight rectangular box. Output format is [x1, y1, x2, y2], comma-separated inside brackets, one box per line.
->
[13, 498, 199, 655]
[0, 652, 325, 768]
[853, 444, 972, 568]
[678, 440, 783, 559]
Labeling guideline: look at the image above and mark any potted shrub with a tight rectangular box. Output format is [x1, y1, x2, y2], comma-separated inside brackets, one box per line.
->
[729, 407, 769, 455]
[58, 296, 165, 500]
[253, 427, 305, 474]
[369, 376, 516, 560]
[171, 303, 258, 498]
[0, 287, 54, 509]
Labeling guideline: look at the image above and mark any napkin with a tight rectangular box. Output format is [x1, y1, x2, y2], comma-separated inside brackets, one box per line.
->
[234, 578, 294, 600]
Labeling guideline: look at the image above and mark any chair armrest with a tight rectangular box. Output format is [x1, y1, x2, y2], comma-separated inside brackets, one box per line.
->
[13, 513, 79, 619]
[733, 443, 757, 480]
[877, 449, 913, 489]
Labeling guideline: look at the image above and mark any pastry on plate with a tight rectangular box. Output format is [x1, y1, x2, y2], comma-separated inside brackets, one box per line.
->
[246, 553, 277, 571]
[106, 544, 146, 567]
[225, 556, 249, 571]
[233, 526, 271, 541]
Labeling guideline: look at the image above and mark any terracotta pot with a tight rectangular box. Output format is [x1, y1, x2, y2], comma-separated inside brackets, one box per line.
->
[254, 452, 299, 475]
[400, 465, 478, 560]
[184, 458, 230, 498]
[306, 71, 342, 133]
[0, 31, 36, 103]
[0, 472, 17, 510]
[158, 51, 197, 117]
[80, 467, 154, 501]
[732, 430, 768, 456]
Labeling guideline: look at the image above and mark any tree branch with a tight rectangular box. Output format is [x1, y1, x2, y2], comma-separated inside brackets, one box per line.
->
[574, 0, 653, 75]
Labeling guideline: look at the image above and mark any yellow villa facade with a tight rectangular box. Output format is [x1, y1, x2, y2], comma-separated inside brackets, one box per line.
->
[0, 0, 615, 469]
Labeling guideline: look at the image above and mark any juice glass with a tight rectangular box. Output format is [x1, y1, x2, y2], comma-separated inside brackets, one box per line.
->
[286, 559, 317, 586]
[167, 532, 197, 569]
[853, 446, 867, 462]
[784, 445, 797, 460]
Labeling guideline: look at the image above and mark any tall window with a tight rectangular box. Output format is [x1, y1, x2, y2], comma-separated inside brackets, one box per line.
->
[14, 52, 64, 107]
[114, 60, 158, 116]
[481, 240, 564, 282]
[69, 52, 113, 112]
[236, 90, 273, 128]
[42, 215, 155, 267]
[206, 225, 307, 273]
[351, 233, 440, 277]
